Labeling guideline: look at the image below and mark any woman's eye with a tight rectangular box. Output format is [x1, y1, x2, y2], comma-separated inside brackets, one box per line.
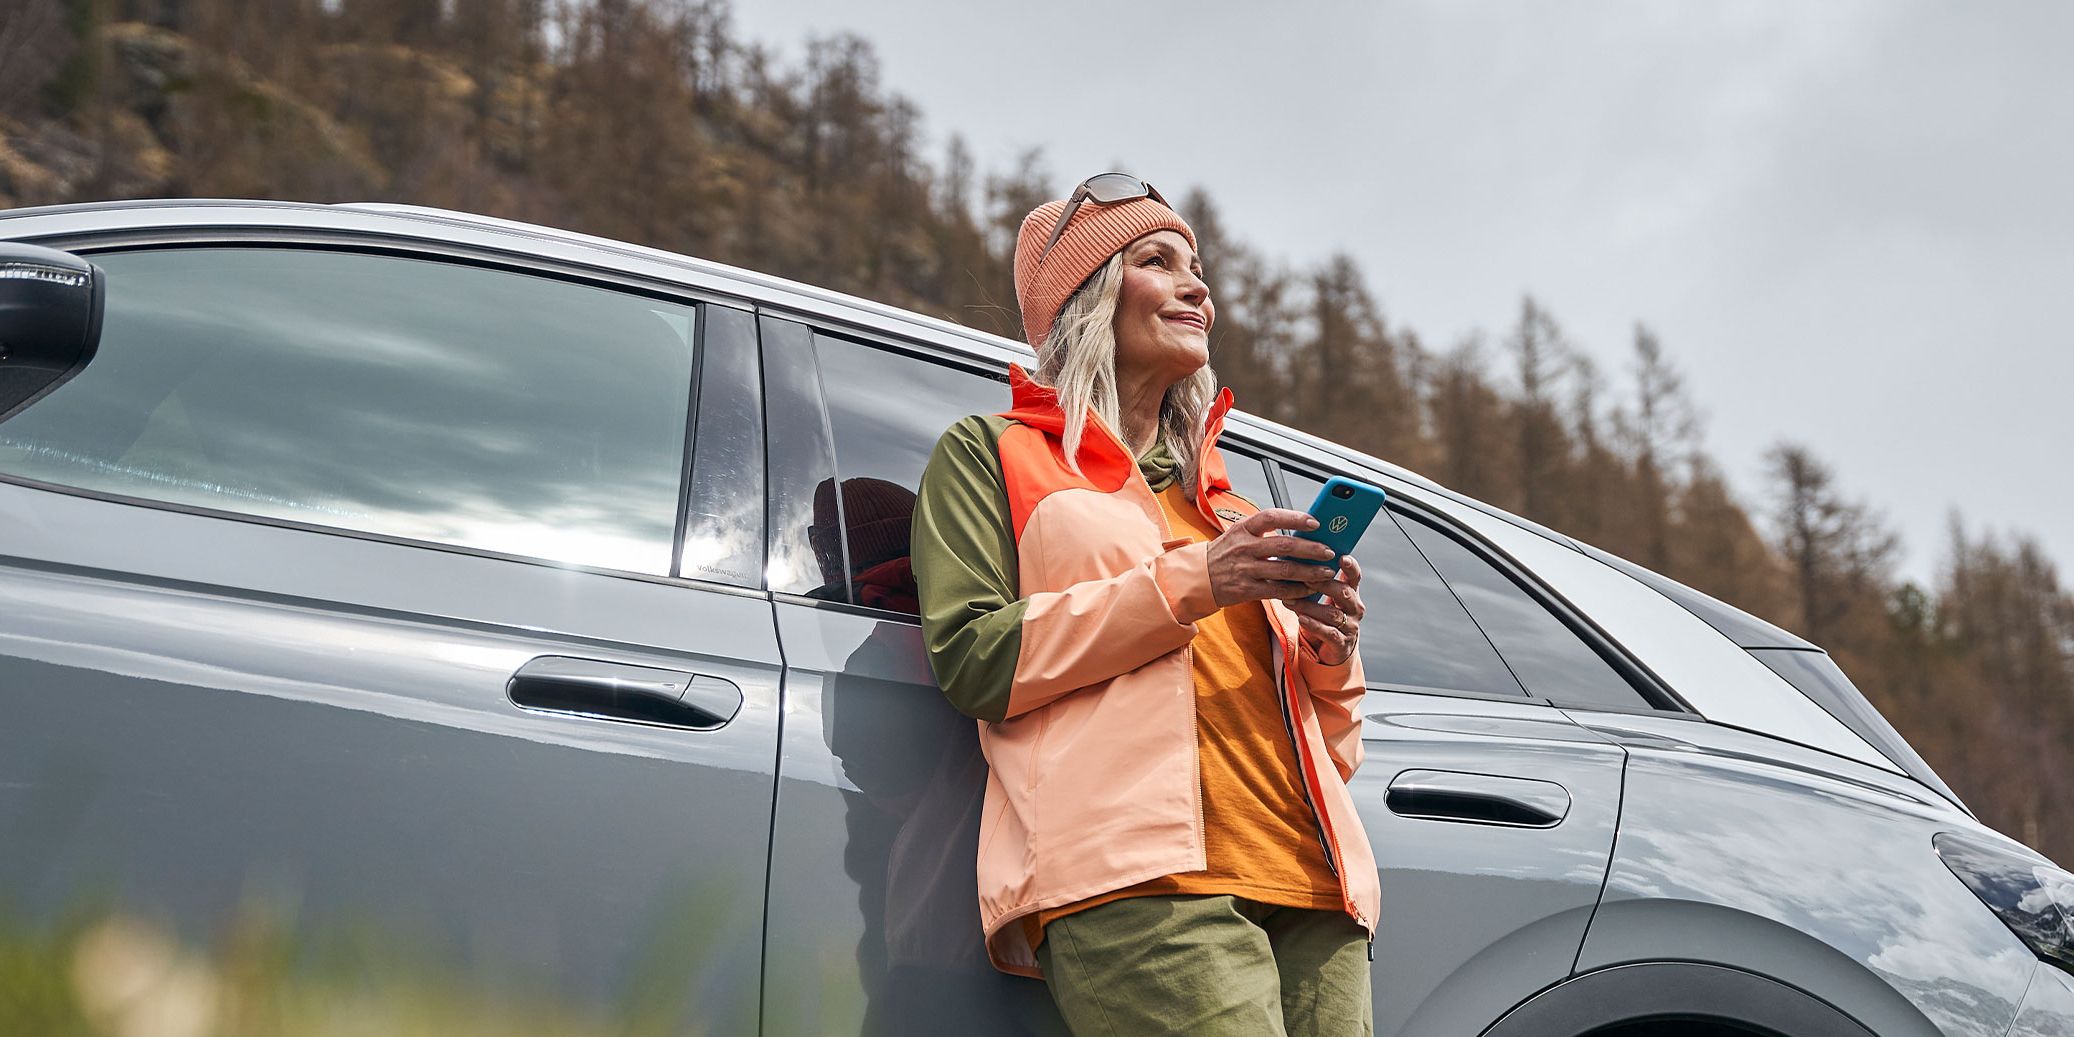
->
[1143, 255, 1165, 267]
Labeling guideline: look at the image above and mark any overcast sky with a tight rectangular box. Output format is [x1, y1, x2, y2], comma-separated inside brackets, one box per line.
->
[732, 0, 2073, 588]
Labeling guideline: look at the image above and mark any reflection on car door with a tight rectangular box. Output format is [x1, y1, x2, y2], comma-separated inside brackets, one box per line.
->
[0, 247, 779, 1034]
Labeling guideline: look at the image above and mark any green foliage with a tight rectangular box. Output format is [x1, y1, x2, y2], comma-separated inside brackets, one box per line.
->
[0, 898, 695, 1037]
[0, 906, 95, 1036]
[41, 0, 99, 118]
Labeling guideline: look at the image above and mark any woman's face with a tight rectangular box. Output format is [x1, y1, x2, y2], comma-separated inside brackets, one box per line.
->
[1111, 230, 1213, 385]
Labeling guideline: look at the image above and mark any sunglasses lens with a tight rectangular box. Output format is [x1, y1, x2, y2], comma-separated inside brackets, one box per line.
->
[1039, 173, 1163, 263]
[1083, 172, 1149, 203]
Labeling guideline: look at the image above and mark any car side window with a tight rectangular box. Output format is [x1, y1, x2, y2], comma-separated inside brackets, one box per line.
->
[1395, 511, 1653, 710]
[1220, 446, 1279, 513]
[816, 333, 1007, 614]
[1281, 469, 1530, 699]
[762, 325, 1006, 614]
[0, 248, 696, 576]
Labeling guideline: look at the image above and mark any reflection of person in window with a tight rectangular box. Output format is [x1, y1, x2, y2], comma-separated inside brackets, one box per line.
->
[807, 476, 920, 612]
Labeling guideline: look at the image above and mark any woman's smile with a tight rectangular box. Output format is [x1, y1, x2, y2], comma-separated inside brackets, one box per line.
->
[1162, 310, 1209, 332]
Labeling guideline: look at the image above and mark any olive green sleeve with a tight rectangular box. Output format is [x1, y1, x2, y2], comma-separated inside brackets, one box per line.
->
[911, 415, 1025, 723]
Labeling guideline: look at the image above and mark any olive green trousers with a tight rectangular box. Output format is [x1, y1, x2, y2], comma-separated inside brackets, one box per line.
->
[1033, 894, 1374, 1037]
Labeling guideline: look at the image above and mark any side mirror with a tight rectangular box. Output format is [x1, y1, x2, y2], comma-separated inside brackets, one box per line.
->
[0, 241, 104, 424]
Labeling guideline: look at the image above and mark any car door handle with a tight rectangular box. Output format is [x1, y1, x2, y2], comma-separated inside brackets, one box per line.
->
[507, 656, 741, 730]
[1385, 769, 1570, 828]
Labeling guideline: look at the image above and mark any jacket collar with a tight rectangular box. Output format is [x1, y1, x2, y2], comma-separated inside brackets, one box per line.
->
[1002, 363, 1237, 504]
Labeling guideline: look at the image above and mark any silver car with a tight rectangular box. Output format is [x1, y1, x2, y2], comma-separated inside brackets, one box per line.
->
[1, 200, 2068, 1036]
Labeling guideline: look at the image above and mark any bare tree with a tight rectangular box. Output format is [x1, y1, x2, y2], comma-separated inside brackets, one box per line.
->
[1618, 324, 1699, 569]
[0, 0, 73, 120]
[1767, 443, 1898, 647]
[1506, 296, 1569, 524]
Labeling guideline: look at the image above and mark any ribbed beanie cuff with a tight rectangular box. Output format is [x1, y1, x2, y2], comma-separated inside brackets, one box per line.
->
[1013, 195, 1197, 350]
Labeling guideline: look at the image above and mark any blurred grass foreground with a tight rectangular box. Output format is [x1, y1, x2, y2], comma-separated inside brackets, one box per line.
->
[0, 897, 726, 1037]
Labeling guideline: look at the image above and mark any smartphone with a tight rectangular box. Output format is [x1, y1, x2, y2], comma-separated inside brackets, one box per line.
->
[1286, 476, 1387, 604]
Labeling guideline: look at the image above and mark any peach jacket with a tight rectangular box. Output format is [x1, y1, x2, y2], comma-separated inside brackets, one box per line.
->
[909, 364, 1380, 977]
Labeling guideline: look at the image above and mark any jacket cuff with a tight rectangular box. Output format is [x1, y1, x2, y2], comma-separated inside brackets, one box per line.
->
[1150, 540, 1218, 625]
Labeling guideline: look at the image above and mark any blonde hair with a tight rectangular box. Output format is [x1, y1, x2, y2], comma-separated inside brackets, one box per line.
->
[1034, 251, 1219, 503]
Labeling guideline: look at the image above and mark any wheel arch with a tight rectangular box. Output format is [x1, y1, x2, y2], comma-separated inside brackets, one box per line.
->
[1480, 961, 1878, 1037]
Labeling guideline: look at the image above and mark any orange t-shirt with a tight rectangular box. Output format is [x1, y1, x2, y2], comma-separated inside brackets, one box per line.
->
[1022, 482, 1343, 950]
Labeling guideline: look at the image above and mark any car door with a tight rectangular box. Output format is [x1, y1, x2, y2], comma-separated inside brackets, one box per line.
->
[0, 243, 778, 1033]
[753, 318, 1068, 1035]
[1266, 459, 1646, 1037]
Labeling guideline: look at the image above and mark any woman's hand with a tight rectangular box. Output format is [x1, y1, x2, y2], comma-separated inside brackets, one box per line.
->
[1205, 509, 1341, 607]
[1286, 555, 1364, 667]
[1204, 509, 1365, 664]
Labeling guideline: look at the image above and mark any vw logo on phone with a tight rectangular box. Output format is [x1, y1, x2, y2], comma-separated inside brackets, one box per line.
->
[1329, 516, 1349, 533]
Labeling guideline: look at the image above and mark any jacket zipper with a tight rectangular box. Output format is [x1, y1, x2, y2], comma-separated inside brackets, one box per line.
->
[1280, 623, 1368, 931]
[1272, 622, 1343, 882]
[1260, 613, 1377, 954]
[1187, 643, 1207, 870]
[1262, 579, 1368, 931]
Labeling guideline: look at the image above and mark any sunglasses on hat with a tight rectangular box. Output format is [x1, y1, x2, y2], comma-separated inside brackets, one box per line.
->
[1036, 172, 1171, 266]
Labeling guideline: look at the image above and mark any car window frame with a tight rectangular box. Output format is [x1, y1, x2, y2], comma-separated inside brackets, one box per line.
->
[675, 300, 765, 588]
[1214, 442, 1282, 514]
[1268, 451, 1693, 716]
[0, 235, 761, 596]
[759, 317, 1009, 624]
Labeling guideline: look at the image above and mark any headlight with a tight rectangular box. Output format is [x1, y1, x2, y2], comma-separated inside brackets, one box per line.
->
[1935, 830, 2074, 975]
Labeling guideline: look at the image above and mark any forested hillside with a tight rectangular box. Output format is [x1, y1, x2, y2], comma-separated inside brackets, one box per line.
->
[3, 0, 2068, 861]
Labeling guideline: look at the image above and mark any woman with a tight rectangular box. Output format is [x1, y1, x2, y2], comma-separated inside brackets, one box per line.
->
[911, 172, 1381, 1036]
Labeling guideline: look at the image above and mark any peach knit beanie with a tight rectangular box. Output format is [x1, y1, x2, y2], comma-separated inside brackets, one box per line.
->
[1012, 193, 1197, 351]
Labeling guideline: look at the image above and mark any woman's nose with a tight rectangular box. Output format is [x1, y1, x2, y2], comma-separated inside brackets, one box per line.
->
[1176, 268, 1208, 303]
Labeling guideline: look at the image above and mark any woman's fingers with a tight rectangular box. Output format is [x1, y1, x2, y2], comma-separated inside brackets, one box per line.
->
[1255, 534, 1336, 563]
[1254, 559, 1337, 584]
[1310, 559, 1364, 620]
[1237, 508, 1319, 536]
[1293, 610, 1352, 656]
[1288, 596, 1354, 632]
[1319, 576, 1363, 620]
[1209, 516, 1365, 609]
[1252, 578, 1319, 601]
[1211, 511, 1334, 606]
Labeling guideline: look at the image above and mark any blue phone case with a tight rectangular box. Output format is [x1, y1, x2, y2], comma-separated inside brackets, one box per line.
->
[1289, 477, 1387, 603]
